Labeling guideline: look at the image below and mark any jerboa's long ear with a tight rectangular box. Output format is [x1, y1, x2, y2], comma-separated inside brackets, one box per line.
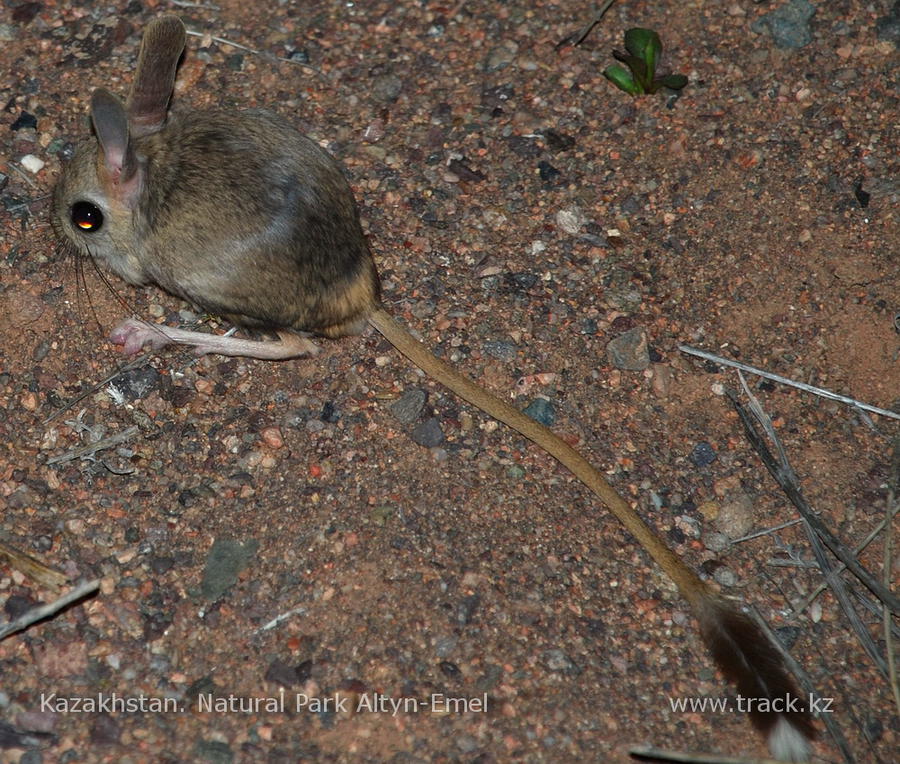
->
[92, 89, 137, 181]
[91, 89, 143, 205]
[126, 15, 186, 137]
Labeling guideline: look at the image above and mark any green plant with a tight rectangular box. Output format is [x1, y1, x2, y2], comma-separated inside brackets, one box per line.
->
[603, 28, 688, 95]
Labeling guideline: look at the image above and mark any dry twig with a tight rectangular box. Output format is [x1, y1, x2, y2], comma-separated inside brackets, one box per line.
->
[0, 541, 68, 590]
[184, 30, 324, 78]
[0, 579, 100, 641]
[8, 161, 38, 189]
[170, 1, 220, 9]
[731, 518, 804, 544]
[255, 605, 309, 633]
[43, 355, 152, 424]
[886, 437, 900, 717]
[679, 345, 900, 421]
[47, 426, 139, 465]
[727, 378, 899, 613]
[795, 510, 896, 613]
[556, 0, 618, 49]
[726, 378, 894, 685]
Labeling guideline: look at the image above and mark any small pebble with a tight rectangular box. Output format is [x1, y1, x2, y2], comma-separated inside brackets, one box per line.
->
[650, 363, 673, 398]
[555, 205, 585, 235]
[89, 713, 121, 744]
[363, 119, 385, 142]
[538, 161, 560, 182]
[713, 567, 739, 587]
[689, 441, 717, 467]
[456, 734, 479, 753]
[410, 417, 444, 447]
[320, 401, 340, 423]
[12, 3, 41, 23]
[542, 128, 576, 152]
[390, 388, 427, 424]
[47, 138, 76, 159]
[674, 514, 701, 539]
[484, 41, 518, 72]
[456, 594, 480, 625]
[542, 649, 577, 673]
[775, 625, 803, 650]
[194, 740, 234, 764]
[369, 505, 395, 525]
[370, 73, 403, 102]
[606, 327, 650, 371]
[20, 154, 44, 173]
[435, 635, 458, 658]
[715, 493, 755, 537]
[15, 711, 57, 734]
[259, 426, 284, 449]
[506, 272, 538, 290]
[11, 112, 37, 131]
[809, 601, 823, 623]
[483, 340, 517, 362]
[751, 0, 816, 49]
[580, 318, 598, 335]
[200, 538, 259, 601]
[149, 555, 175, 575]
[264, 659, 301, 688]
[523, 398, 556, 426]
[703, 532, 730, 553]
[110, 367, 161, 401]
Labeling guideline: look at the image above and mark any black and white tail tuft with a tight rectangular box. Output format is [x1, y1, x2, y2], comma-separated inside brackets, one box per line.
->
[697, 596, 815, 761]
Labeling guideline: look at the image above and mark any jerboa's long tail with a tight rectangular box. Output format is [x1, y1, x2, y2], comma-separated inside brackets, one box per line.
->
[369, 307, 814, 761]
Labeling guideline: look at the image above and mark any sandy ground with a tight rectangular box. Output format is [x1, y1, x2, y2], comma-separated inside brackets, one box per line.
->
[0, 0, 897, 761]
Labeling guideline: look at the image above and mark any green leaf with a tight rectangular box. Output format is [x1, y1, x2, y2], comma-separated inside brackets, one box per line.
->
[624, 28, 661, 82]
[655, 73, 688, 91]
[603, 65, 643, 95]
[612, 50, 647, 83]
[624, 28, 658, 58]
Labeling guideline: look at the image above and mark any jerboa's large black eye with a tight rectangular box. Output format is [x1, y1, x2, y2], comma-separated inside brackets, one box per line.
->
[71, 201, 103, 232]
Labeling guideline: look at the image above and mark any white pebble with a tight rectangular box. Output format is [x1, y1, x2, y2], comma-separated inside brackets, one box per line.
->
[20, 154, 45, 173]
[556, 205, 585, 235]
